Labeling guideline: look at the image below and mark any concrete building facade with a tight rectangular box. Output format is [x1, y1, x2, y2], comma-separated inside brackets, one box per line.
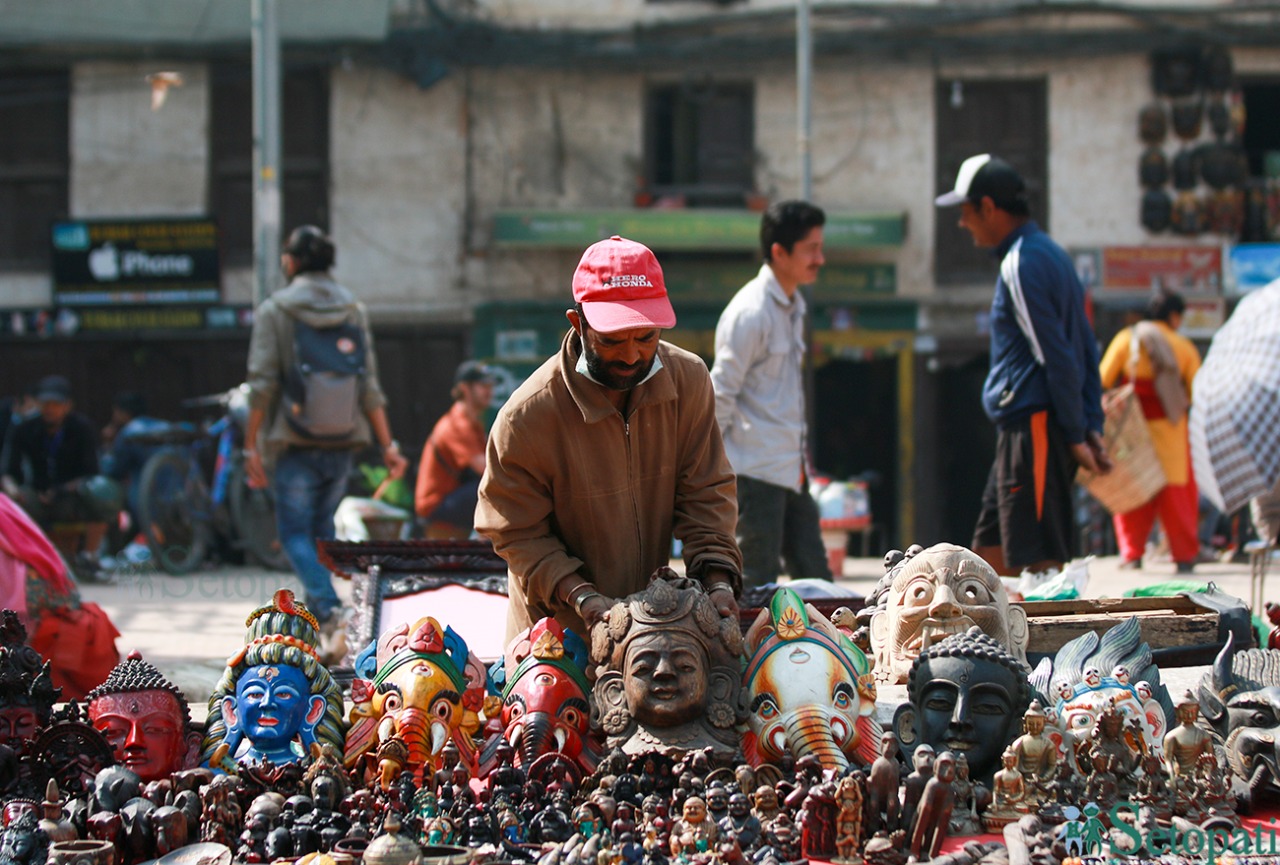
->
[4, 0, 1278, 549]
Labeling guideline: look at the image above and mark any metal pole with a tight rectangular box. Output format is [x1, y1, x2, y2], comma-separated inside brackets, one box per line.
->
[252, 0, 282, 308]
[797, 0, 818, 482]
[797, 0, 813, 201]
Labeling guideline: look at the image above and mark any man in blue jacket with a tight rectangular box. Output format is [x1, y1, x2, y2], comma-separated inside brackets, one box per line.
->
[937, 154, 1111, 575]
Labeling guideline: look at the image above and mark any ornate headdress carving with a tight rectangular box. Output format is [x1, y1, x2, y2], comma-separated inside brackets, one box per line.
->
[0, 611, 58, 717]
[86, 650, 191, 725]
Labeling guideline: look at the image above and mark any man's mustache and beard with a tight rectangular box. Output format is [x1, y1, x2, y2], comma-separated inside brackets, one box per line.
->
[581, 331, 655, 392]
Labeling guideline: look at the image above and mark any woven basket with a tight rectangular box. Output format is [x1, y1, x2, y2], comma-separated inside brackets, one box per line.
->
[1077, 383, 1167, 515]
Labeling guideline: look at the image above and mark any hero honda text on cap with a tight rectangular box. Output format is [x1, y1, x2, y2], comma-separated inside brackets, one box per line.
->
[935, 153, 1027, 209]
[572, 235, 676, 334]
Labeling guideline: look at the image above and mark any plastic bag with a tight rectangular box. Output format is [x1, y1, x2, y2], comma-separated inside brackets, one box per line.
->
[1017, 556, 1092, 602]
[334, 496, 411, 542]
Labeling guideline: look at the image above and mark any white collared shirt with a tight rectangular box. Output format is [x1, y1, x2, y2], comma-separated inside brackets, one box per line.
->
[709, 263, 807, 490]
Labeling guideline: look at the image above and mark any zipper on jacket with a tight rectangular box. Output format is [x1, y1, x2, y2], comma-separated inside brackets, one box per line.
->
[622, 412, 643, 567]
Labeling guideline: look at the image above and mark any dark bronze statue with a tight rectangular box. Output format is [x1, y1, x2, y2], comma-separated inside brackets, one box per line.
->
[589, 570, 743, 758]
[894, 626, 1031, 785]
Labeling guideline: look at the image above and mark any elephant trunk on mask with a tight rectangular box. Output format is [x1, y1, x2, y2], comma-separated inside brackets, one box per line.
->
[383, 707, 449, 782]
[782, 707, 849, 771]
[512, 712, 555, 767]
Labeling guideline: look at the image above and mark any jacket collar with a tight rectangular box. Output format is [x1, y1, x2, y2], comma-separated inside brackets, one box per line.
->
[995, 220, 1038, 258]
[558, 328, 678, 424]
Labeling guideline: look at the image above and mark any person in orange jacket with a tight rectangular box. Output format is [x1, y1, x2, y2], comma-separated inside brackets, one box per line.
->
[415, 361, 495, 539]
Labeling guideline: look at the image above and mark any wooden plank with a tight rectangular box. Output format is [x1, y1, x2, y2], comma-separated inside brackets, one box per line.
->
[1024, 611, 1218, 654]
[1017, 595, 1200, 617]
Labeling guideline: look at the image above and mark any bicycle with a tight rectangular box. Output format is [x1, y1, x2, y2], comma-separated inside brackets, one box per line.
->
[135, 385, 291, 575]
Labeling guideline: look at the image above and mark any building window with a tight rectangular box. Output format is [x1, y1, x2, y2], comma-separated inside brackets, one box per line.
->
[935, 78, 1047, 286]
[644, 81, 754, 208]
[209, 64, 330, 265]
[0, 69, 69, 269]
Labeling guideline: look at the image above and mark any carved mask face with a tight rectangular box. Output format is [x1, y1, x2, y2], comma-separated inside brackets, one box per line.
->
[0, 708, 38, 748]
[743, 589, 874, 773]
[233, 664, 312, 752]
[623, 631, 707, 727]
[892, 558, 1002, 657]
[912, 654, 1022, 783]
[1057, 682, 1162, 756]
[88, 691, 188, 782]
[502, 666, 591, 769]
[871, 544, 1025, 684]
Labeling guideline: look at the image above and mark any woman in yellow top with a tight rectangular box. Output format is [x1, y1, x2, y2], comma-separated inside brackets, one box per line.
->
[1098, 292, 1202, 572]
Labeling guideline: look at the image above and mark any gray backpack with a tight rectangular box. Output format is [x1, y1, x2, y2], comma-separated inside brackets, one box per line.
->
[281, 315, 367, 441]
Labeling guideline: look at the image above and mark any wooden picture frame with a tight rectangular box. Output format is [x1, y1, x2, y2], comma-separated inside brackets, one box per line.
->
[318, 539, 509, 666]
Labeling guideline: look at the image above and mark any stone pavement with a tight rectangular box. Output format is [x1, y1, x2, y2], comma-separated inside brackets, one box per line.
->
[75, 549, 1271, 711]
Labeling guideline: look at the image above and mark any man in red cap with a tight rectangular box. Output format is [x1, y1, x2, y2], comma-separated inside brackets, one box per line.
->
[476, 236, 743, 643]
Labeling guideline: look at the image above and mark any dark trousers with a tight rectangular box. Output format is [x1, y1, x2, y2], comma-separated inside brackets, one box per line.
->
[736, 474, 832, 589]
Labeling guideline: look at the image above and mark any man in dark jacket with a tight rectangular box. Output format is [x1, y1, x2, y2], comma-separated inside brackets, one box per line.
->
[1, 375, 122, 579]
[936, 154, 1111, 575]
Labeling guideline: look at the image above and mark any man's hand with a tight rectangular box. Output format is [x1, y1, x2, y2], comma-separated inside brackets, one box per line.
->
[1071, 432, 1112, 475]
[579, 593, 613, 631]
[383, 443, 408, 481]
[1087, 430, 1113, 474]
[707, 583, 739, 621]
[244, 449, 268, 489]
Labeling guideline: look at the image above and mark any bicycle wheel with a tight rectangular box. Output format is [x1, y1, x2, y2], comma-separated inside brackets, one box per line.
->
[228, 465, 291, 572]
[137, 449, 211, 575]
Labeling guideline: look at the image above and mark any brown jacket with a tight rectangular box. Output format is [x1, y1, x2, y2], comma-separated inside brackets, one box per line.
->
[476, 329, 742, 643]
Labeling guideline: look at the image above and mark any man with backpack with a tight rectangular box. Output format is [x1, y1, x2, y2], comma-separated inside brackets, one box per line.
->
[243, 225, 408, 648]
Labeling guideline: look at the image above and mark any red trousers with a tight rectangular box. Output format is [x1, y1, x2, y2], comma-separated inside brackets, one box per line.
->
[1113, 467, 1200, 565]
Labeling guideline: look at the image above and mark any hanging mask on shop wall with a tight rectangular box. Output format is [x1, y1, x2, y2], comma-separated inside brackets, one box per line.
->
[1141, 188, 1173, 233]
[1138, 103, 1168, 145]
[1207, 99, 1231, 140]
[1202, 45, 1234, 92]
[1171, 98, 1204, 140]
[1139, 147, 1169, 189]
[1171, 148, 1199, 191]
[1172, 191, 1205, 236]
[1200, 142, 1244, 190]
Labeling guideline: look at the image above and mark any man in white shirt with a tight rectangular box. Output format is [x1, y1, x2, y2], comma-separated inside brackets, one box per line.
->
[710, 200, 832, 588]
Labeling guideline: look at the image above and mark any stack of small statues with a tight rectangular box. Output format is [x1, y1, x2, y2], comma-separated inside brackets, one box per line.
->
[0, 542, 1278, 864]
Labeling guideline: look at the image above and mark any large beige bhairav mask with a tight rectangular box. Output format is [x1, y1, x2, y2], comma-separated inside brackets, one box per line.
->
[869, 543, 1028, 685]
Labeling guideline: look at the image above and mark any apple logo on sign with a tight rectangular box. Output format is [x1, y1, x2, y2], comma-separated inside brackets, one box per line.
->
[88, 242, 120, 281]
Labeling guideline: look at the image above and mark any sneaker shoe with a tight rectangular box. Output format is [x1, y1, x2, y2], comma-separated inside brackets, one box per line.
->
[1118, 557, 1143, 571]
[1175, 561, 1195, 575]
[73, 552, 116, 585]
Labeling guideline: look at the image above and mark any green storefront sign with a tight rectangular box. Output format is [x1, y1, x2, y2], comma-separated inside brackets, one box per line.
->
[492, 208, 905, 251]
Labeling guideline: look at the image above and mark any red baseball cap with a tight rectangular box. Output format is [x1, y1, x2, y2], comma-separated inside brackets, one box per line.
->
[572, 236, 676, 334]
